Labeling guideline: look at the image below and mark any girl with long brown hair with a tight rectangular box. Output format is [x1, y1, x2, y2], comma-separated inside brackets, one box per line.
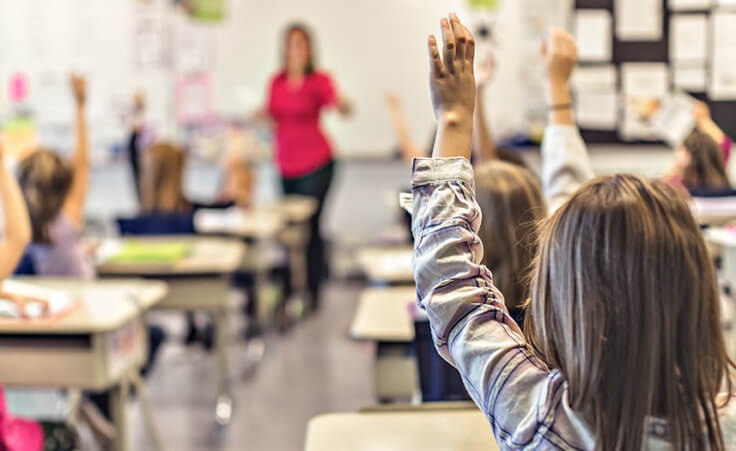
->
[413, 15, 736, 449]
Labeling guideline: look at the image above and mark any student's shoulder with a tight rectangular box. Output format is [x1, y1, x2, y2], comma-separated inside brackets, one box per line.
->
[269, 71, 288, 87]
[310, 70, 334, 84]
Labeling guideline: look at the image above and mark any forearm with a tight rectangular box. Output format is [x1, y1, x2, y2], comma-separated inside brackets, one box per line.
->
[337, 95, 352, 116]
[698, 119, 726, 147]
[546, 80, 574, 126]
[0, 164, 31, 277]
[432, 113, 473, 160]
[472, 87, 497, 163]
[73, 105, 89, 173]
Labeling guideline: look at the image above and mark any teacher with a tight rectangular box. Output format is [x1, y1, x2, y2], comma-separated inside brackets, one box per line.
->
[259, 23, 351, 310]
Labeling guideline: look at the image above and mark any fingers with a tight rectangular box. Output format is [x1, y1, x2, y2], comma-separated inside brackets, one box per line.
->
[440, 17, 456, 73]
[428, 35, 446, 78]
[462, 22, 475, 66]
[450, 14, 467, 62]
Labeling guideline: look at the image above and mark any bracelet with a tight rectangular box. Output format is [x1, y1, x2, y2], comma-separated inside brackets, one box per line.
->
[548, 104, 572, 111]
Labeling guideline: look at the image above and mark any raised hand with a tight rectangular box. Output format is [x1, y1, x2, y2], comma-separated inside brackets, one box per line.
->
[428, 13, 476, 159]
[70, 74, 87, 107]
[428, 13, 476, 124]
[541, 28, 577, 85]
[475, 51, 496, 89]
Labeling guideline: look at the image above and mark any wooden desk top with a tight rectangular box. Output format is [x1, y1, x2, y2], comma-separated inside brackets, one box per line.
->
[351, 286, 416, 342]
[305, 409, 497, 451]
[356, 246, 414, 284]
[96, 236, 245, 276]
[0, 278, 168, 334]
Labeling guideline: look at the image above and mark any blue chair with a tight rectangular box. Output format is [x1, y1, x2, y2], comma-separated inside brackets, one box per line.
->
[116, 213, 195, 236]
[13, 249, 37, 276]
[413, 319, 470, 402]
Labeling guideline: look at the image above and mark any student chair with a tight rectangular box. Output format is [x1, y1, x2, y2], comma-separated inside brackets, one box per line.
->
[116, 213, 196, 236]
[413, 319, 471, 402]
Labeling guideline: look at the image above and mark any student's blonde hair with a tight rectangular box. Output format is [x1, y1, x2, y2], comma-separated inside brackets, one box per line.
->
[141, 142, 188, 214]
[525, 174, 734, 450]
[18, 149, 73, 244]
[682, 130, 730, 190]
[475, 161, 545, 313]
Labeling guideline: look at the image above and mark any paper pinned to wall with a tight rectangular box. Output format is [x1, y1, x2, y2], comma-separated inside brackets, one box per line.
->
[572, 65, 618, 130]
[715, 0, 736, 8]
[668, 0, 712, 10]
[710, 11, 736, 99]
[674, 66, 707, 91]
[621, 63, 669, 140]
[574, 10, 612, 62]
[615, 0, 663, 41]
[670, 14, 708, 63]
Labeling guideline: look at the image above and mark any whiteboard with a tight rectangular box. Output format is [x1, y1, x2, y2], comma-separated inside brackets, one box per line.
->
[0, 0, 556, 157]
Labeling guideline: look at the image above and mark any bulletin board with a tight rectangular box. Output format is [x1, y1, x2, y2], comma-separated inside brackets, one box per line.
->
[574, 0, 736, 145]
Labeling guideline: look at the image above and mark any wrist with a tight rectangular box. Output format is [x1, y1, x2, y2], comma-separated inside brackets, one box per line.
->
[437, 110, 473, 129]
[546, 80, 571, 104]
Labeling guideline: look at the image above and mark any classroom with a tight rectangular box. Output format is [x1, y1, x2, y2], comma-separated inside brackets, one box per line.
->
[2, 0, 736, 450]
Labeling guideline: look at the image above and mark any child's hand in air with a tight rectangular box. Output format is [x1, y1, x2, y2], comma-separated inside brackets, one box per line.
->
[428, 13, 476, 126]
[541, 29, 577, 86]
[428, 13, 476, 159]
[70, 74, 87, 107]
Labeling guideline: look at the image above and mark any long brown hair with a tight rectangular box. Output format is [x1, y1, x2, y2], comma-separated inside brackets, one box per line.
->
[18, 150, 73, 244]
[475, 161, 545, 313]
[141, 142, 189, 214]
[682, 131, 730, 190]
[282, 23, 315, 75]
[525, 174, 734, 450]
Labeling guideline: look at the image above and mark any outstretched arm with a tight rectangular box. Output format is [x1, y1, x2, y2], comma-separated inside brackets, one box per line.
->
[0, 142, 31, 278]
[472, 54, 497, 163]
[540, 30, 594, 213]
[415, 16, 574, 448]
[386, 93, 424, 161]
[62, 74, 89, 228]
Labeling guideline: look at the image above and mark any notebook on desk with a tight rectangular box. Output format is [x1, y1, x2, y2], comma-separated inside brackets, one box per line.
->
[0, 280, 78, 323]
[98, 240, 191, 266]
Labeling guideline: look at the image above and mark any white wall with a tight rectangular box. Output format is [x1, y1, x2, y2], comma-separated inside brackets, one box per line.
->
[0, 0, 566, 157]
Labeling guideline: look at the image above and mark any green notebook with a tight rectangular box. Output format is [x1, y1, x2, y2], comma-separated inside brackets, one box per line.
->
[107, 241, 191, 265]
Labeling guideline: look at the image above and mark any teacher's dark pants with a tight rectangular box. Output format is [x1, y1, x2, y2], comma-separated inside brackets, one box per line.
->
[281, 160, 335, 309]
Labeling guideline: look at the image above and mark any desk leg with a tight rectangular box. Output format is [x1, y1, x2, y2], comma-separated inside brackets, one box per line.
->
[110, 378, 130, 451]
[130, 371, 164, 451]
[213, 308, 233, 426]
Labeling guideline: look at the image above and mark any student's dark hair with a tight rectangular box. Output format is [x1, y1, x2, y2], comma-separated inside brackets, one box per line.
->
[682, 130, 730, 190]
[282, 23, 316, 75]
[18, 150, 73, 244]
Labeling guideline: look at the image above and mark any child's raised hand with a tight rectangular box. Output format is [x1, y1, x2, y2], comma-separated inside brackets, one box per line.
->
[70, 74, 87, 107]
[541, 29, 577, 85]
[428, 13, 476, 125]
[475, 51, 496, 89]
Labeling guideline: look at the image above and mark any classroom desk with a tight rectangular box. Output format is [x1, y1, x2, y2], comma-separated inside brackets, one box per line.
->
[96, 236, 245, 426]
[194, 196, 317, 316]
[0, 278, 168, 451]
[351, 286, 418, 402]
[356, 246, 414, 285]
[305, 406, 497, 451]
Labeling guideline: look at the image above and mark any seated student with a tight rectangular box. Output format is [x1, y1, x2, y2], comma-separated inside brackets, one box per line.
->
[695, 101, 733, 165]
[414, 15, 736, 449]
[139, 142, 258, 343]
[667, 129, 731, 192]
[17, 75, 165, 446]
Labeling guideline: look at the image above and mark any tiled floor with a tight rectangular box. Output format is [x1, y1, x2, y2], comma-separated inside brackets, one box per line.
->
[129, 280, 375, 451]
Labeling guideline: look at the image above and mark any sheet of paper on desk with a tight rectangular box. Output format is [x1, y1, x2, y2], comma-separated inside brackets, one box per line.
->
[669, 0, 711, 10]
[621, 63, 669, 140]
[674, 66, 707, 91]
[615, 0, 663, 41]
[710, 12, 736, 100]
[574, 10, 612, 62]
[573, 66, 618, 130]
[0, 281, 76, 320]
[670, 14, 708, 63]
